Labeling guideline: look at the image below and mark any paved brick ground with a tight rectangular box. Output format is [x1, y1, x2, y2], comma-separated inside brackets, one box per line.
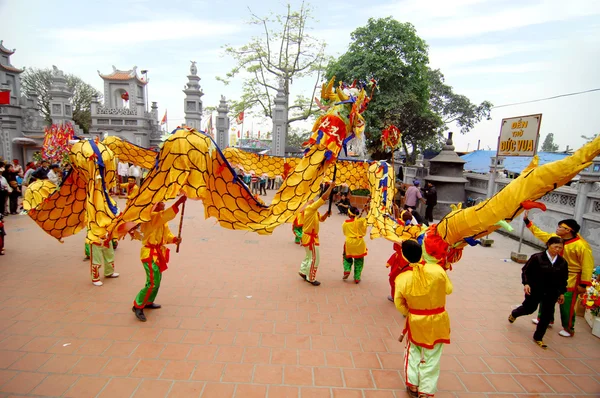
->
[0, 192, 599, 397]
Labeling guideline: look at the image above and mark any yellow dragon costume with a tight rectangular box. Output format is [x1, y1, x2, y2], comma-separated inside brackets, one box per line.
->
[24, 76, 600, 274]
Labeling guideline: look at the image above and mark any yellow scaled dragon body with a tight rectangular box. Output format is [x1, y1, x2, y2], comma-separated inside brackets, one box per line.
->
[24, 75, 600, 272]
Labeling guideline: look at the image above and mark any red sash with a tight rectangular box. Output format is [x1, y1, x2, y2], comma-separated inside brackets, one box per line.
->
[409, 307, 445, 315]
[143, 244, 170, 272]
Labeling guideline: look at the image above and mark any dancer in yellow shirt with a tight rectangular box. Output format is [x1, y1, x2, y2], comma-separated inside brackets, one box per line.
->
[342, 206, 368, 283]
[298, 183, 334, 286]
[132, 196, 186, 322]
[395, 239, 452, 398]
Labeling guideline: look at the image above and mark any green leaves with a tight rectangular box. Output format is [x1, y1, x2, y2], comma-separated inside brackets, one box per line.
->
[326, 17, 492, 163]
[219, 1, 326, 125]
[21, 68, 101, 133]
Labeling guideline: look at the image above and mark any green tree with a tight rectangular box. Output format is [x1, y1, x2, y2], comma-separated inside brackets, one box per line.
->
[428, 69, 493, 134]
[326, 17, 492, 162]
[540, 133, 559, 152]
[21, 68, 102, 133]
[286, 126, 310, 150]
[219, 1, 327, 126]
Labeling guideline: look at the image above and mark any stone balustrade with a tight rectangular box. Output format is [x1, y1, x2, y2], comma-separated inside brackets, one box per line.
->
[465, 172, 600, 259]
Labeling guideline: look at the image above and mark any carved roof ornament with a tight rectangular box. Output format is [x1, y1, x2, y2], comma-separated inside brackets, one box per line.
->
[0, 40, 16, 55]
[51, 65, 65, 78]
[190, 61, 197, 76]
[98, 66, 147, 85]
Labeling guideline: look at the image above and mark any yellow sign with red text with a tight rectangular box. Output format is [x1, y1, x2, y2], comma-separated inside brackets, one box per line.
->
[497, 114, 542, 157]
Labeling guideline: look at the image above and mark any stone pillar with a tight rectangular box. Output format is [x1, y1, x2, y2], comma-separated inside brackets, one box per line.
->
[48, 66, 74, 126]
[486, 156, 505, 198]
[182, 61, 203, 130]
[574, 179, 593, 224]
[216, 96, 229, 149]
[271, 78, 288, 156]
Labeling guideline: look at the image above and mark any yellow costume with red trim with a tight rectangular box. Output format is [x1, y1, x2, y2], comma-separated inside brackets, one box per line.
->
[133, 205, 180, 309]
[394, 262, 453, 348]
[299, 197, 328, 282]
[301, 197, 326, 247]
[342, 216, 368, 258]
[342, 214, 368, 282]
[394, 260, 453, 396]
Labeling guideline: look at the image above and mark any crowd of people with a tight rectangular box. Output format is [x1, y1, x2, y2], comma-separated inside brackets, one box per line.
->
[0, 158, 75, 216]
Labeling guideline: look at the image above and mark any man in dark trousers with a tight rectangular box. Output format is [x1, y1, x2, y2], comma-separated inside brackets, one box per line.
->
[423, 181, 437, 225]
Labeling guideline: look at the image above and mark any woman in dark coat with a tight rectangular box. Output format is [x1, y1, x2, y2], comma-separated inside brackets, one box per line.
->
[508, 236, 568, 348]
[3, 165, 20, 215]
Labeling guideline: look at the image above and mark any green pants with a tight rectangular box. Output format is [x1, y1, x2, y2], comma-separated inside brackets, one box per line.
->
[90, 242, 115, 282]
[343, 256, 364, 281]
[134, 260, 162, 308]
[293, 226, 303, 244]
[537, 290, 577, 333]
[405, 341, 443, 395]
[299, 245, 319, 282]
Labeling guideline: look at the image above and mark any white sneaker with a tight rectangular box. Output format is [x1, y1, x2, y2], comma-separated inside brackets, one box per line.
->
[558, 330, 572, 337]
[532, 318, 553, 328]
[106, 273, 120, 278]
[92, 281, 103, 286]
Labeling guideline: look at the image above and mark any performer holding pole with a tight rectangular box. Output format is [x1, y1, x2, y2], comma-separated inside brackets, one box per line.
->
[132, 195, 187, 322]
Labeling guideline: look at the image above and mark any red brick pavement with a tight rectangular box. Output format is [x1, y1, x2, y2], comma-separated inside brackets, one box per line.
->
[0, 192, 599, 397]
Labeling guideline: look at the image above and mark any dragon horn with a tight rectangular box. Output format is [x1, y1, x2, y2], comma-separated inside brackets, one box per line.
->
[321, 76, 336, 101]
[436, 135, 600, 246]
[336, 83, 349, 102]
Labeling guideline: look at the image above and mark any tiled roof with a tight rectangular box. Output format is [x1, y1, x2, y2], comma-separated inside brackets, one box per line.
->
[0, 40, 15, 55]
[0, 63, 23, 73]
[98, 68, 147, 85]
[460, 150, 569, 174]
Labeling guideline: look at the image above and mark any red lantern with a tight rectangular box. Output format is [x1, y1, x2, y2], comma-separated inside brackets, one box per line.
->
[121, 92, 129, 101]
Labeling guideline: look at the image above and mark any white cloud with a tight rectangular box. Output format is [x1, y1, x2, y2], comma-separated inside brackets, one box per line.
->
[373, 0, 600, 39]
[46, 18, 243, 47]
[447, 61, 550, 76]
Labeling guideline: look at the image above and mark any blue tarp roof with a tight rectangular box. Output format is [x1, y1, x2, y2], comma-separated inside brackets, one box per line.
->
[460, 150, 569, 174]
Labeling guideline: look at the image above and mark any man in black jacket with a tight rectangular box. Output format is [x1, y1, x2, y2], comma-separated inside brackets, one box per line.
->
[31, 160, 50, 181]
[423, 182, 437, 225]
[508, 236, 568, 349]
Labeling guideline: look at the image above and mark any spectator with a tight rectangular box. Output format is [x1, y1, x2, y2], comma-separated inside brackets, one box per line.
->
[274, 174, 283, 190]
[3, 164, 20, 215]
[508, 237, 568, 349]
[12, 159, 23, 178]
[404, 180, 426, 225]
[129, 163, 142, 186]
[32, 160, 50, 181]
[0, 164, 8, 216]
[118, 161, 129, 194]
[251, 172, 259, 195]
[423, 181, 437, 224]
[62, 163, 72, 181]
[260, 173, 268, 195]
[336, 193, 351, 215]
[47, 164, 62, 186]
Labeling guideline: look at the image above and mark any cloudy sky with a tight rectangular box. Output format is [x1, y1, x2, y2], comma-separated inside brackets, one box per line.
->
[1, 0, 599, 152]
